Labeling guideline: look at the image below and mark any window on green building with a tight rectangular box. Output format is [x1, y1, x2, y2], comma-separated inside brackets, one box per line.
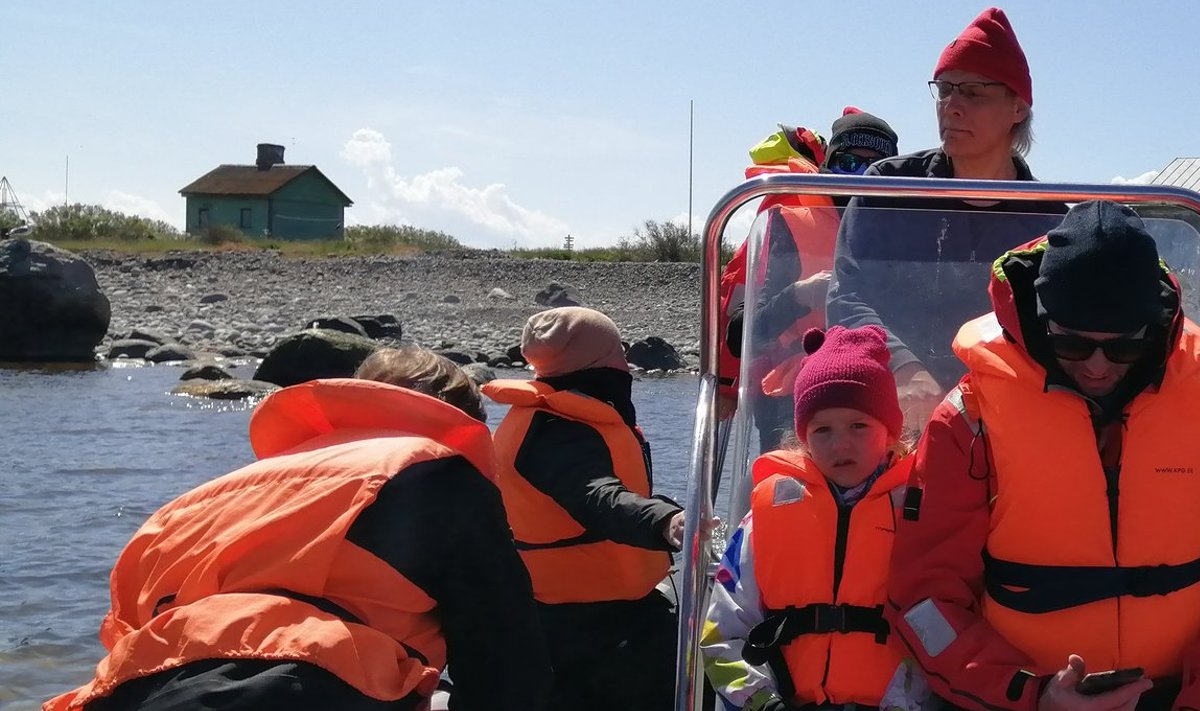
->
[240, 208, 252, 229]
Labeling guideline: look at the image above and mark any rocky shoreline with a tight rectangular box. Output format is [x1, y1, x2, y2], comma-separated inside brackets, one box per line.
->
[84, 249, 704, 370]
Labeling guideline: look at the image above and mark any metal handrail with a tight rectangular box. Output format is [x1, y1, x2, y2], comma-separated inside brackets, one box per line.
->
[675, 173, 1200, 711]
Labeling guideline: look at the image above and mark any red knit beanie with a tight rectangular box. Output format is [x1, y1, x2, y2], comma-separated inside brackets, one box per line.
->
[934, 7, 1033, 107]
[792, 326, 903, 440]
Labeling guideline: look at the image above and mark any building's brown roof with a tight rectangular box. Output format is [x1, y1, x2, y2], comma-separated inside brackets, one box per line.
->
[179, 164, 352, 205]
[1151, 158, 1200, 193]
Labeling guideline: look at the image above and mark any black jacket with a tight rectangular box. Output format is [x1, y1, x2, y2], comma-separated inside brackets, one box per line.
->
[826, 148, 1067, 388]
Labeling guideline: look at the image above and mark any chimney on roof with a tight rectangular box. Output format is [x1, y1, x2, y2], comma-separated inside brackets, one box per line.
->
[256, 143, 286, 171]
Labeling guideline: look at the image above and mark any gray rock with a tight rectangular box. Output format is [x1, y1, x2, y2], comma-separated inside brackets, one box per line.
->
[534, 281, 583, 307]
[488, 287, 515, 300]
[145, 343, 197, 363]
[126, 328, 171, 345]
[0, 238, 110, 362]
[199, 293, 229, 304]
[436, 350, 474, 366]
[143, 304, 165, 313]
[442, 294, 461, 304]
[304, 316, 369, 338]
[172, 378, 278, 400]
[626, 337, 685, 372]
[461, 362, 496, 385]
[107, 339, 160, 359]
[254, 328, 380, 386]
[185, 319, 215, 334]
[487, 356, 513, 368]
[505, 345, 523, 362]
[180, 363, 233, 381]
[350, 314, 402, 340]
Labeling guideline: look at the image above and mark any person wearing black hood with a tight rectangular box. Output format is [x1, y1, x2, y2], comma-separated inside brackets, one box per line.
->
[482, 307, 685, 711]
[722, 108, 900, 451]
[886, 200, 1200, 711]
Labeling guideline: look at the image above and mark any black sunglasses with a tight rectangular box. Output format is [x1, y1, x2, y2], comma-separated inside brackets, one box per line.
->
[1048, 333, 1149, 364]
[828, 152, 880, 175]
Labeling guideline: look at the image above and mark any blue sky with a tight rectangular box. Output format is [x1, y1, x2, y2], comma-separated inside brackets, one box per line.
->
[3, 1, 1195, 248]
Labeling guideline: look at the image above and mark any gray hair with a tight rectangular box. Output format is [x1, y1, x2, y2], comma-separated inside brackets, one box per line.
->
[1011, 104, 1033, 157]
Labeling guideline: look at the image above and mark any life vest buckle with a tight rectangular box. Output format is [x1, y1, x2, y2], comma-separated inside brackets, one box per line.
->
[1125, 564, 1174, 598]
[811, 603, 848, 634]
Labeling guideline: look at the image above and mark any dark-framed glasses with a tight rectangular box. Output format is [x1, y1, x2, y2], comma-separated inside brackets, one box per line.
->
[828, 152, 881, 175]
[928, 79, 1008, 102]
[1048, 332, 1149, 364]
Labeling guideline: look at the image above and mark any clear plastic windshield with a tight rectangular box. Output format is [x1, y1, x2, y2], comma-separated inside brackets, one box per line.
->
[724, 201, 1200, 521]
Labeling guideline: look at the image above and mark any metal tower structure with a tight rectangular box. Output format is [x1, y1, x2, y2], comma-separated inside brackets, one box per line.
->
[0, 176, 30, 223]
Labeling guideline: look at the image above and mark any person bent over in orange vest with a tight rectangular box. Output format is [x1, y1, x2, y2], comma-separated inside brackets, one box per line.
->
[46, 347, 550, 711]
[886, 200, 1200, 711]
[483, 307, 683, 711]
[702, 325, 918, 711]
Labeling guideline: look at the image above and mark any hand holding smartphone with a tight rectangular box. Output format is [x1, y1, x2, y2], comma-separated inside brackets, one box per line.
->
[1075, 667, 1145, 696]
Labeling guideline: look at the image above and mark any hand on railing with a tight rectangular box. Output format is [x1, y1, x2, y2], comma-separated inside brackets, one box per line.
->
[895, 363, 943, 433]
[664, 511, 721, 551]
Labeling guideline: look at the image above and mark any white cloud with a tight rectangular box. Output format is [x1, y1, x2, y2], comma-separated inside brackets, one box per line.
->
[340, 128, 570, 247]
[1111, 170, 1159, 185]
[102, 190, 176, 226]
[20, 190, 66, 215]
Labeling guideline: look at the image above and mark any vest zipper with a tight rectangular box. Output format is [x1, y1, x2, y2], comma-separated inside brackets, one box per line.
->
[819, 502, 855, 693]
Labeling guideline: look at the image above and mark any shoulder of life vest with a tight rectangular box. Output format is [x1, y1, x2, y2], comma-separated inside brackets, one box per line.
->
[250, 378, 496, 480]
[482, 379, 624, 424]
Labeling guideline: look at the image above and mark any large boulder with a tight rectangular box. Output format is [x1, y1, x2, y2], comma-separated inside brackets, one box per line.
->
[254, 328, 379, 386]
[534, 281, 583, 308]
[304, 316, 369, 338]
[0, 238, 110, 362]
[626, 337, 686, 372]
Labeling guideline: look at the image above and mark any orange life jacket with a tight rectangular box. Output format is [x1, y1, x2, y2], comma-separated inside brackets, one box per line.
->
[46, 379, 496, 710]
[955, 314, 1200, 678]
[482, 379, 669, 604]
[719, 154, 839, 402]
[748, 450, 910, 707]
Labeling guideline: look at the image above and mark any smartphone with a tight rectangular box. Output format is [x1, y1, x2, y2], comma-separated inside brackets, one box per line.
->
[1075, 667, 1145, 696]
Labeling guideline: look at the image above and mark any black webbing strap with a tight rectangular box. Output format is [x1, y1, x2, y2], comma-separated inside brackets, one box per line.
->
[743, 603, 890, 665]
[514, 528, 607, 551]
[984, 550, 1200, 614]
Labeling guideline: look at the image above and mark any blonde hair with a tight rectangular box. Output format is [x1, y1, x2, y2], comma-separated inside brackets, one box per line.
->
[354, 346, 487, 423]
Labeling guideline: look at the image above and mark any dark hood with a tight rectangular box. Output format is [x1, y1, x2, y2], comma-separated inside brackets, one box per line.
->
[985, 235, 1183, 413]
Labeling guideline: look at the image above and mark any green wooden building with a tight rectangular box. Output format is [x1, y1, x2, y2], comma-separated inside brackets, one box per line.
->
[179, 144, 353, 239]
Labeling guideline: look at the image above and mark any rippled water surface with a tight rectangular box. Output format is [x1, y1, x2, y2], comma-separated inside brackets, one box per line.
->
[0, 364, 700, 710]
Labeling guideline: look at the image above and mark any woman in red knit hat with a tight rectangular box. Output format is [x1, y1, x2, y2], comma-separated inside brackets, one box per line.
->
[827, 7, 1068, 433]
[701, 325, 923, 711]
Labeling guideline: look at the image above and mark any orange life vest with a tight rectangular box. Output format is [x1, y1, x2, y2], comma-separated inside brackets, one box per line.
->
[482, 379, 669, 604]
[748, 450, 910, 706]
[955, 314, 1200, 678]
[46, 379, 496, 710]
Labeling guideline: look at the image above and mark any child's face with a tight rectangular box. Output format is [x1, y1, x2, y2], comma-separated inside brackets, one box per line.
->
[803, 408, 892, 488]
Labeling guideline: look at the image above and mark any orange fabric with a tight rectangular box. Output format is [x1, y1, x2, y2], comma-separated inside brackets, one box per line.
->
[482, 379, 669, 604]
[46, 380, 495, 710]
[749, 451, 909, 706]
[718, 155, 836, 403]
[955, 315, 1200, 677]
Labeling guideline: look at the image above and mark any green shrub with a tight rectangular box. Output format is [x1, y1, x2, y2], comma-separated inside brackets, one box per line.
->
[193, 224, 246, 245]
[345, 224, 461, 250]
[29, 204, 181, 242]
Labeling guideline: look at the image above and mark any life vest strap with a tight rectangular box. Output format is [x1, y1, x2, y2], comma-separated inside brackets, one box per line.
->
[743, 603, 889, 665]
[514, 529, 606, 551]
[984, 550, 1200, 614]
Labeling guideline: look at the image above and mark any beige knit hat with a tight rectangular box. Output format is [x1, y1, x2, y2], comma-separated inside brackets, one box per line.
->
[521, 307, 629, 377]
